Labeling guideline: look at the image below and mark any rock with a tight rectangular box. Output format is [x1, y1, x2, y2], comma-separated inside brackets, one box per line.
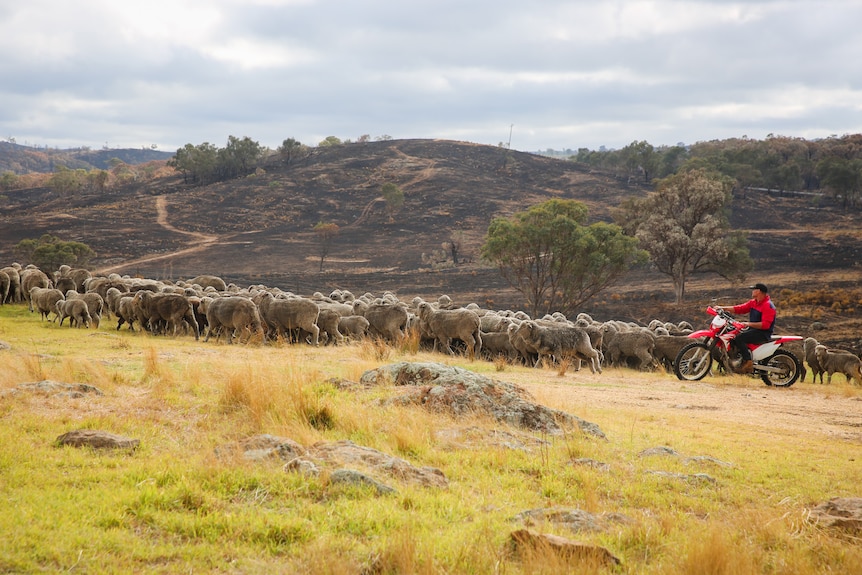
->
[55, 429, 139, 450]
[0, 340, 11, 351]
[808, 497, 862, 533]
[311, 440, 448, 488]
[361, 362, 606, 438]
[508, 529, 621, 566]
[646, 470, 717, 484]
[513, 507, 633, 533]
[16, 380, 104, 397]
[328, 469, 397, 495]
[215, 434, 306, 462]
[570, 458, 610, 471]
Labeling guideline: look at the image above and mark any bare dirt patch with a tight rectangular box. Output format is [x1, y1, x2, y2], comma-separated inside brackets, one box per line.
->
[496, 369, 862, 444]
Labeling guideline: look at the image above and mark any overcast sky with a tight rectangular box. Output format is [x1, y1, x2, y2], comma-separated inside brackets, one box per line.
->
[2, 0, 860, 154]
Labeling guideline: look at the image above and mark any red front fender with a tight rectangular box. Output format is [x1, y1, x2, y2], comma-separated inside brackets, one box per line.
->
[687, 329, 714, 339]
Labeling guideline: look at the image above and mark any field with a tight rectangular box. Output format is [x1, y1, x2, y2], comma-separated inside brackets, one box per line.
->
[1, 303, 861, 574]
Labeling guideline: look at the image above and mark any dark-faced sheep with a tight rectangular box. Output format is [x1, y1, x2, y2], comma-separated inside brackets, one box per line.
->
[56, 298, 91, 328]
[803, 337, 825, 384]
[204, 296, 262, 344]
[513, 320, 601, 374]
[29, 287, 65, 321]
[814, 345, 862, 385]
[417, 302, 482, 357]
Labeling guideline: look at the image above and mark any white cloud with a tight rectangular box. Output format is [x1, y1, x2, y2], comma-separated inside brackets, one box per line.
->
[1, 0, 861, 152]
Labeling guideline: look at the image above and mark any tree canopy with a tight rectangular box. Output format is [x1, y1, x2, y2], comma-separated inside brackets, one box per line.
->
[481, 199, 645, 317]
[615, 168, 753, 303]
[15, 234, 95, 271]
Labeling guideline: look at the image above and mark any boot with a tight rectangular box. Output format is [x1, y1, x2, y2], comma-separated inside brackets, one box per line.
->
[737, 359, 754, 374]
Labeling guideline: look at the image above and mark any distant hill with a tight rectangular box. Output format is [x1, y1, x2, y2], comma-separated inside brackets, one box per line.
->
[0, 141, 174, 174]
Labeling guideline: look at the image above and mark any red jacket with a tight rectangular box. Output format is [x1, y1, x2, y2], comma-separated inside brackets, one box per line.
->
[732, 295, 776, 334]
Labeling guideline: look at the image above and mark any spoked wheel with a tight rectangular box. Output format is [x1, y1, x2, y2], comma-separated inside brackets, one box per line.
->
[759, 349, 801, 387]
[674, 342, 713, 381]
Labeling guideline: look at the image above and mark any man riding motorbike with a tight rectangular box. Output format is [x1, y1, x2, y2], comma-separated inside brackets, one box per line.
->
[716, 283, 775, 374]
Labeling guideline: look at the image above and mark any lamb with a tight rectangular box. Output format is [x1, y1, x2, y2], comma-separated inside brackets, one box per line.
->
[204, 296, 263, 344]
[55, 298, 91, 328]
[417, 302, 482, 357]
[513, 320, 601, 374]
[254, 292, 320, 345]
[29, 286, 65, 321]
[814, 345, 862, 385]
[802, 337, 825, 384]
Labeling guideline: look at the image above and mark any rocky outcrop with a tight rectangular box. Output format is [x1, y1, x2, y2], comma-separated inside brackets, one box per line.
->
[360, 362, 606, 439]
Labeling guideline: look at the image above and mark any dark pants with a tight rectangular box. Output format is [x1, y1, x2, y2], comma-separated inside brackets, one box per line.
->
[732, 328, 772, 361]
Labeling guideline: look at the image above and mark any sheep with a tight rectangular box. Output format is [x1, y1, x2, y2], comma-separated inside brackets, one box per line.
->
[64, 290, 105, 328]
[652, 335, 695, 371]
[507, 320, 538, 366]
[338, 315, 370, 340]
[204, 296, 263, 344]
[254, 292, 320, 345]
[55, 298, 91, 328]
[480, 330, 518, 361]
[29, 287, 65, 322]
[416, 301, 482, 357]
[605, 330, 656, 370]
[512, 320, 601, 374]
[187, 274, 227, 292]
[21, 268, 51, 305]
[1, 266, 21, 303]
[132, 291, 200, 339]
[316, 308, 345, 345]
[814, 345, 862, 385]
[115, 294, 139, 331]
[0, 270, 9, 305]
[363, 300, 409, 342]
[802, 337, 825, 384]
[479, 313, 511, 333]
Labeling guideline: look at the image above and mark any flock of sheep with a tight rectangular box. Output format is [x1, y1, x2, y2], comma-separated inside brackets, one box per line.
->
[2, 261, 861, 384]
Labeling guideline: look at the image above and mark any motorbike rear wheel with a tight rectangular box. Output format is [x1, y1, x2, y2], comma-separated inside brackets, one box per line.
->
[674, 341, 712, 381]
[759, 349, 801, 387]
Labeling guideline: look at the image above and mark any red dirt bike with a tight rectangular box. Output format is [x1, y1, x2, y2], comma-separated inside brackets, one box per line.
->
[673, 305, 803, 387]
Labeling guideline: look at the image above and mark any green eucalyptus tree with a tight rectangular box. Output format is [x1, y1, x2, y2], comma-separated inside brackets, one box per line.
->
[482, 199, 645, 317]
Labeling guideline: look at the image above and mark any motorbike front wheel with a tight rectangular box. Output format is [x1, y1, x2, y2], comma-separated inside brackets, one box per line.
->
[760, 349, 801, 387]
[674, 341, 713, 381]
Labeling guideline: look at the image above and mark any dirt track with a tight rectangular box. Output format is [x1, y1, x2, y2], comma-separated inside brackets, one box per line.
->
[500, 369, 862, 444]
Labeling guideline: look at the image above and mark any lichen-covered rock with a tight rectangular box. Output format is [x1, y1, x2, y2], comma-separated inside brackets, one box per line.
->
[361, 362, 605, 438]
[55, 429, 139, 450]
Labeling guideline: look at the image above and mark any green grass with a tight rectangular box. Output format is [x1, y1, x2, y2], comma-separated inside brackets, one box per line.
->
[1, 304, 861, 574]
